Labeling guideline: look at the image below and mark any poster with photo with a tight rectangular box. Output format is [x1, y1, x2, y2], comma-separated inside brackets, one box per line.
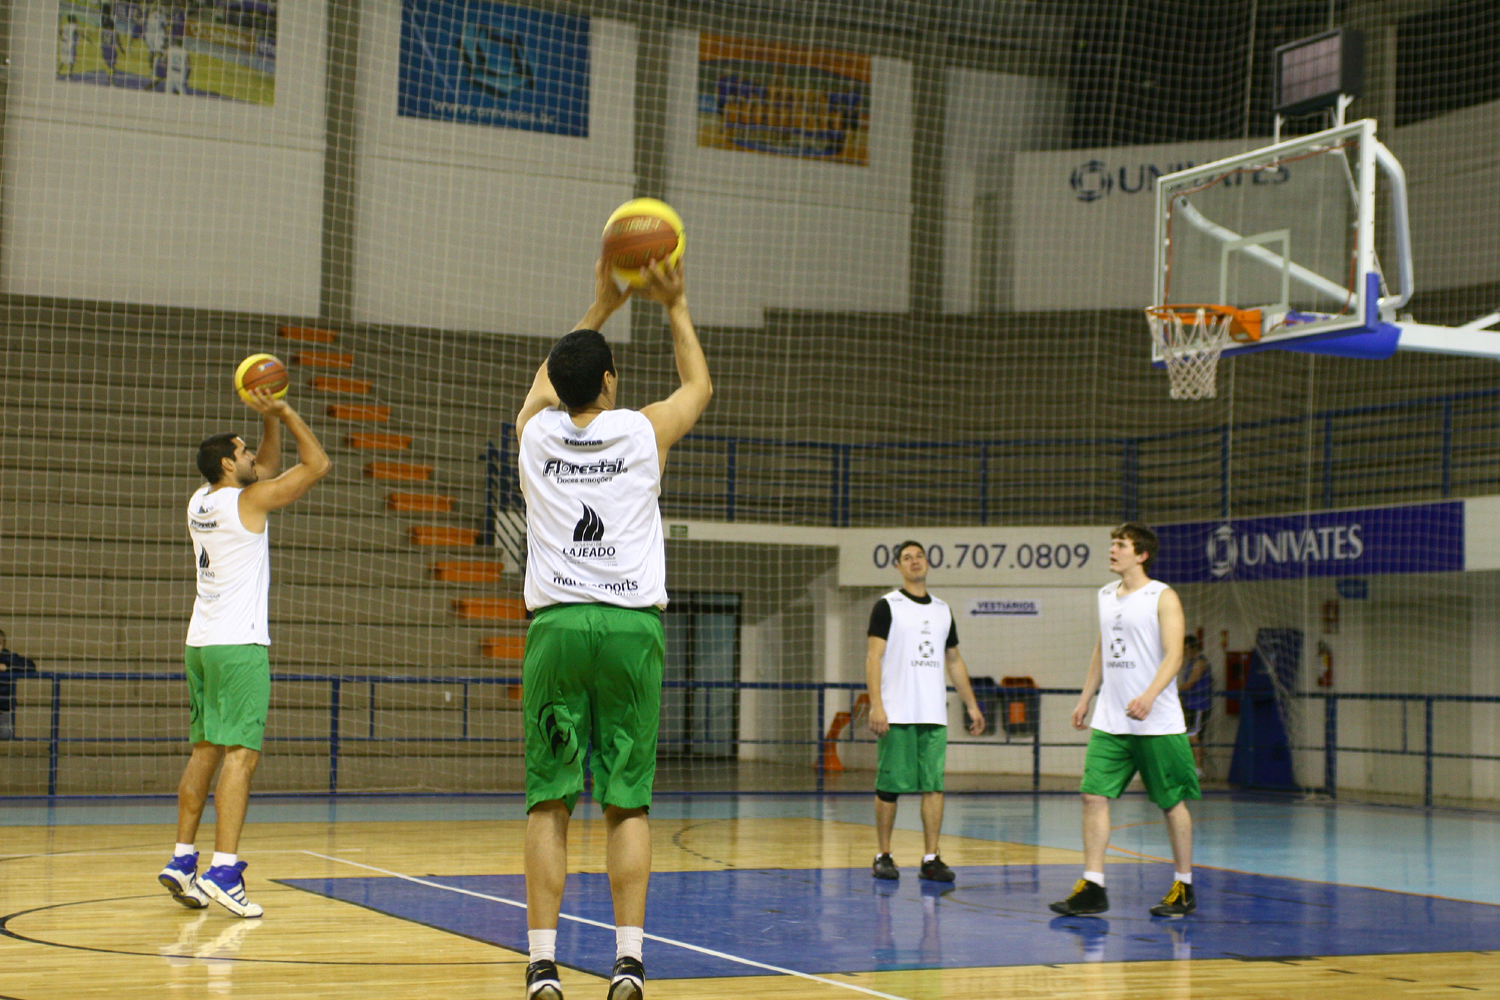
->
[697, 33, 870, 166]
[56, 1, 277, 105]
[399, 0, 590, 136]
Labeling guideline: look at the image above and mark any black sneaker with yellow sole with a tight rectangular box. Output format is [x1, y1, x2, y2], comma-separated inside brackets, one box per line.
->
[1149, 880, 1196, 917]
[1049, 878, 1109, 915]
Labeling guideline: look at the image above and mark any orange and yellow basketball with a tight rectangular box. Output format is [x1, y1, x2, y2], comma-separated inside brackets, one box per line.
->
[602, 198, 684, 287]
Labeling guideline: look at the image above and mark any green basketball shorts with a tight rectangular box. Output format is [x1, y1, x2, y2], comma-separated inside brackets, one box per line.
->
[1080, 728, 1201, 810]
[522, 603, 665, 813]
[184, 644, 271, 752]
[875, 723, 948, 795]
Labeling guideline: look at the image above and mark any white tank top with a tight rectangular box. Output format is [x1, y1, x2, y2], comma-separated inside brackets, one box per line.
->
[877, 590, 953, 726]
[185, 485, 271, 647]
[1091, 578, 1184, 735]
[519, 408, 667, 610]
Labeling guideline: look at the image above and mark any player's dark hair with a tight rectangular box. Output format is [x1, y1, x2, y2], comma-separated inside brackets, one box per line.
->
[1185, 633, 1202, 649]
[196, 432, 240, 484]
[547, 329, 616, 411]
[895, 540, 925, 561]
[1111, 522, 1158, 572]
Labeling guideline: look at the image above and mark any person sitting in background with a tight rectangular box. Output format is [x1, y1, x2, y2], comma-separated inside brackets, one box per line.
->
[1178, 635, 1214, 777]
[0, 629, 40, 740]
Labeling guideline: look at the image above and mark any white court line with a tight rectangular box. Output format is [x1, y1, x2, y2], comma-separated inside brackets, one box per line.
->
[301, 850, 913, 1000]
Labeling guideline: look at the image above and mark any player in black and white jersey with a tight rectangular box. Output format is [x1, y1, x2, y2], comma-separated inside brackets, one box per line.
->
[514, 256, 711, 1000]
[866, 541, 986, 884]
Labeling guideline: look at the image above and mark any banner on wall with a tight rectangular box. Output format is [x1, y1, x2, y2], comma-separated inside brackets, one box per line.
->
[838, 527, 1108, 588]
[697, 33, 869, 166]
[56, 1, 277, 104]
[399, 0, 589, 136]
[1153, 502, 1464, 584]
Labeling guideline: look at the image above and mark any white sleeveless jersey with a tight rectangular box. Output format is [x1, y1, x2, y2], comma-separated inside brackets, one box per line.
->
[877, 590, 953, 726]
[185, 485, 271, 647]
[1091, 579, 1184, 735]
[519, 408, 667, 610]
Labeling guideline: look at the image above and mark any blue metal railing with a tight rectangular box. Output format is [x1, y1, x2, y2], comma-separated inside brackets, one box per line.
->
[485, 387, 1500, 527]
[15, 673, 1500, 807]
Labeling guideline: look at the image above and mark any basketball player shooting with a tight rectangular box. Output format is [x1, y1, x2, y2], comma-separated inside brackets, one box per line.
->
[158, 387, 331, 918]
[514, 256, 711, 1000]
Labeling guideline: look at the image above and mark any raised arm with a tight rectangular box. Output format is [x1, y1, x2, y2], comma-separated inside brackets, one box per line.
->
[516, 257, 635, 439]
[637, 261, 712, 469]
[515, 362, 560, 441]
[251, 409, 283, 481]
[237, 390, 331, 531]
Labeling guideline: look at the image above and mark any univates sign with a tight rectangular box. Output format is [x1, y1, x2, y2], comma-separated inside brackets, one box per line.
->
[1153, 502, 1465, 584]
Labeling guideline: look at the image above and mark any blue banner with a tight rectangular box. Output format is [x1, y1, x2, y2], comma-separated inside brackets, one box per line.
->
[1153, 502, 1464, 583]
[399, 1, 589, 136]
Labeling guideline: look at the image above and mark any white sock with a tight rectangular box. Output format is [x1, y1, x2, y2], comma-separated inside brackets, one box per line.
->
[211, 852, 237, 868]
[1084, 870, 1105, 886]
[922, 854, 937, 863]
[528, 929, 557, 964]
[174, 843, 196, 858]
[1175, 870, 1192, 885]
[615, 925, 644, 962]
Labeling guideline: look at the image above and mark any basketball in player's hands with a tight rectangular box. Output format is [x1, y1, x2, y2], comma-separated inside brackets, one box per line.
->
[602, 198, 684, 288]
[235, 353, 289, 403]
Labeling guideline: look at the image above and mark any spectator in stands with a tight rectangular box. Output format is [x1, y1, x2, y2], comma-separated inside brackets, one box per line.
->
[0, 629, 39, 740]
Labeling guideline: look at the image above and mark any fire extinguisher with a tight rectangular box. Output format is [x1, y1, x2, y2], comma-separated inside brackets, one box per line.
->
[1316, 640, 1333, 688]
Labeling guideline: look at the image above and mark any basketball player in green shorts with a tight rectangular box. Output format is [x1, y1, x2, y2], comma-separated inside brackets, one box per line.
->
[1051, 523, 1201, 918]
[159, 387, 330, 917]
[514, 256, 711, 1000]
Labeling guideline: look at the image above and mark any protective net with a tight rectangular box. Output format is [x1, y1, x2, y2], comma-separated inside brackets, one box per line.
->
[2, 1, 1499, 808]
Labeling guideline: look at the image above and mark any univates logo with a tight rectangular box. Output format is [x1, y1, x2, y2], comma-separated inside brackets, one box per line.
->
[458, 21, 534, 98]
[1206, 521, 1365, 578]
[1070, 158, 1291, 203]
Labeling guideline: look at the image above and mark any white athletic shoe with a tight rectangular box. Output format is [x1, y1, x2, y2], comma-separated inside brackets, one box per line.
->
[199, 860, 264, 918]
[158, 852, 209, 909]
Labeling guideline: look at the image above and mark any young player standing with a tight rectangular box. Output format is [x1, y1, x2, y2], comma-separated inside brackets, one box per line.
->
[515, 256, 711, 1000]
[1051, 523, 1201, 918]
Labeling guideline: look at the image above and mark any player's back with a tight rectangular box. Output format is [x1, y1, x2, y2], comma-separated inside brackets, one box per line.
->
[518, 408, 666, 611]
[186, 485, 271, 646]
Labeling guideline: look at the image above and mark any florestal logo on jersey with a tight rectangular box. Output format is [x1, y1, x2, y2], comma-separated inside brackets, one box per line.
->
[1206, 521, 1365, 579]
[543, 457, 626, 483]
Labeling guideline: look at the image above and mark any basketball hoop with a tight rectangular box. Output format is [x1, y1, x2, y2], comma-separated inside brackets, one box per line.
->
[1145, 304, 1260, 400]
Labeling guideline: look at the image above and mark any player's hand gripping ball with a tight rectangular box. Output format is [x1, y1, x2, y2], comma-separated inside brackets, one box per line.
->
[602, 198, 684, 287]
[235, 353, 290, 403]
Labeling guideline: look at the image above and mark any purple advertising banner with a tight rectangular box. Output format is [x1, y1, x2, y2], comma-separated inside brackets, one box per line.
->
[1153, 502, 1463, 584]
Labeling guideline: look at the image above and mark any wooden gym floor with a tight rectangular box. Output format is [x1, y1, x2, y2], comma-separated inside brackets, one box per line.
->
[2, 793, 1497, 999]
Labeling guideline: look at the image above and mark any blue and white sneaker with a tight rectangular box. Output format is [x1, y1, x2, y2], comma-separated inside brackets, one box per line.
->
[199, 860, 264, 918]
[158, 853, 208, 909]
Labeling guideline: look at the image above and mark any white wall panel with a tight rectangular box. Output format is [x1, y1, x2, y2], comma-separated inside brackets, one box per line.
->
[2, 2, 327, 311]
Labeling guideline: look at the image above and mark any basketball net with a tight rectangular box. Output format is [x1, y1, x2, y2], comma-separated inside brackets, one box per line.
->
[1146, 305, 1234, 400]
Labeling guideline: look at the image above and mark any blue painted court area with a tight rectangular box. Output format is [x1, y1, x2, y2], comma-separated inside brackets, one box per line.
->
[279, 863, 1500, 978]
